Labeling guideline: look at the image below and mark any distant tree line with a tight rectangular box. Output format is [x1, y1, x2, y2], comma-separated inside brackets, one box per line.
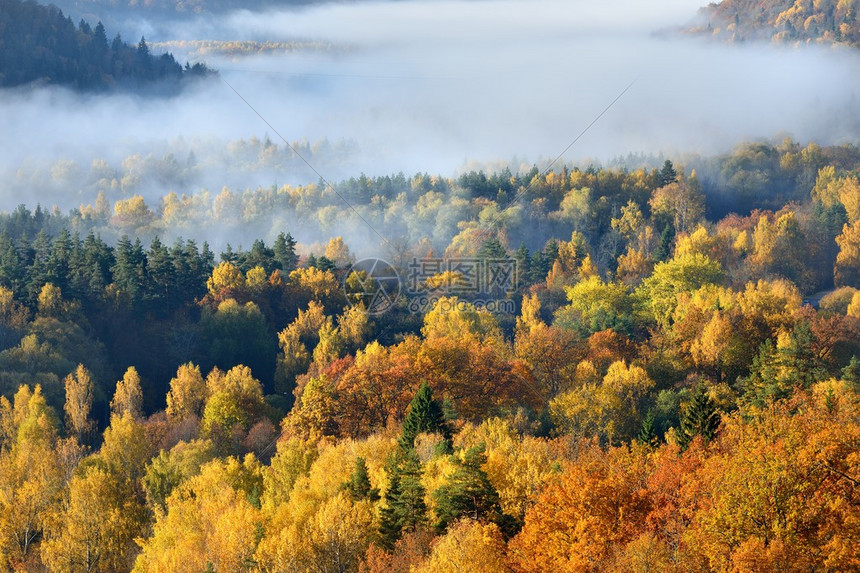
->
[694, 0, 860, 48]
[0, 0, 212, 90]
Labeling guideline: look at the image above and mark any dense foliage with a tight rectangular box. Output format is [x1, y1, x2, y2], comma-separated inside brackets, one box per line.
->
[0, 0, 211, 90]
[0, 140, 858, 570]
[692, 0, 860, 48]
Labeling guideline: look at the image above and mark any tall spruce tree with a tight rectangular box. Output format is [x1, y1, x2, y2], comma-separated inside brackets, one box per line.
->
[679, 387, 720, 449]
[344, 456, 379, 502]
[242, 239, 275, 273]
[659, 159, 678, 186]
[399, 382, 451, 451]
[432, 444, 514, 535]
[378, 449, 427, 549]
[637, 410, 658, 447]
[273, 232, 299, 273]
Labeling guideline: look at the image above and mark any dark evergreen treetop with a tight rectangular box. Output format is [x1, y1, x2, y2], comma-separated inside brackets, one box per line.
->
[399, 381, 451, 452]
[378, 449, 427, 549]
[343, 456, 379, 503]
[432, 444, 517, 537]
[659, 160, 678, 187]
[679, 386, 720, 449]
[0, 0, 213, 91]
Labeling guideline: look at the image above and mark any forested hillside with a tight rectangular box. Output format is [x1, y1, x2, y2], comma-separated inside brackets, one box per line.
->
[0, 0, 211, 90]
[0, 140, 858, 570]
[694, 0, 860, 47]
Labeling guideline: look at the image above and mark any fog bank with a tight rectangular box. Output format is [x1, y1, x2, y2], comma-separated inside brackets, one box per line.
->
[1, 0, 858, 213]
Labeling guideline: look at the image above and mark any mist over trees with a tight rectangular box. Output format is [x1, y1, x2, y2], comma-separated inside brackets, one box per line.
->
[0, 0, 859, 569]
[51, 0, 320, 19]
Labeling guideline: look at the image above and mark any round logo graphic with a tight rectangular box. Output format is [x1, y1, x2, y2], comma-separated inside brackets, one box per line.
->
[343, 258, 401, 315]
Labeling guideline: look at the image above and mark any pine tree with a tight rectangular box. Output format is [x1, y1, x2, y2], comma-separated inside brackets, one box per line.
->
[679, 387, 720, 449]
[743, 323, 827, 407]
[243, 239, 275, 274]
[81, 232, 112, 299]
[432, 445, 508, 534]
[637, 410, 658, 447]
[544, 239, 559, 264]
[200, 241, 215, 270]
[315, 256, 336, 272]
[111, 236, 147, 302]
[782, 321, 827, 389]
[396, 450, 427, 531]
[273, 232, 299, 273]
[399, 382, 451, 451]
[137, 36, 150, 58]
[0, 232, 25, 295]
[477, 237, 508, 261]
[93, 22, 108, 54]
[48, 228, 72, 292]
[378, 450, 427, 549]
[220, 244, 239, 265]
[344, 456, 379, 502]
[26, 231, 52, 302]
[659, 159, 678, 187]
[654, 224, 674, 262]
[147, 236, 175, 306]
[378, 470, 402, 549]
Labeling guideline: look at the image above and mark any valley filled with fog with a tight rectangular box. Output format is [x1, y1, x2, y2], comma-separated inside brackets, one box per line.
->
[2, 0, 859, 215]
[3, 3, 860, 568]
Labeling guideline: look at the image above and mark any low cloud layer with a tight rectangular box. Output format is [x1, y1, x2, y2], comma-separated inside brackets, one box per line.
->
[1, 0, 859, 213]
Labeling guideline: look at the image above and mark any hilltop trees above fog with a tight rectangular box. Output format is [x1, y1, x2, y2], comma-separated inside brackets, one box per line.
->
[694, 0, 860, 48]
[0, 0, 211, 90]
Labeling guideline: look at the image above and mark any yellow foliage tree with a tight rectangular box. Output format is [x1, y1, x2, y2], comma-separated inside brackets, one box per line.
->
[412, 519, 508, 573]
[324, 236, 353, 268]
[42, 465, 145, 573]
[550, 360, 654, 443]
[206, 261, 246, 301]
[110, 366, 143, 420]
[134, 456, 263, 572]
[0, 386, 80, 569]
[165, 362, 208, 423]
[63, 364, 94, 443]
[836, 219, 860, 287]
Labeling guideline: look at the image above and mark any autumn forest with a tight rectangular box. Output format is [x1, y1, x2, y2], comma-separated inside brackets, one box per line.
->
[0, 136, 857, 571]
[2, 0, 860, 570]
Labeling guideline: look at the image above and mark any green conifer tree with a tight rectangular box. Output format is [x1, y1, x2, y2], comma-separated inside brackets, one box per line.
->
[659, 159, 678, 187]
[679, 387, 720, 449]
[432, 445, 507, 534]
[637, 410, 658, 447]
[273, 232, 299, 273]
[344, 456, 379, 502]
[378, 449, 427, 549]
[399, 382, 451, 451]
